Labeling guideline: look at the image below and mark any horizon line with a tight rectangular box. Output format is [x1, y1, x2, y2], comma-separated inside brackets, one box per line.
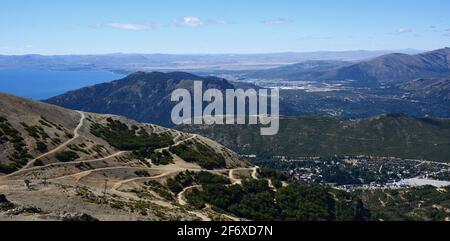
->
[0, 48, 433, 57]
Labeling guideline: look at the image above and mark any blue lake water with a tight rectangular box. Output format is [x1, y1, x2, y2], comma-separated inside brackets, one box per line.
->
[0, 69, 125, 100]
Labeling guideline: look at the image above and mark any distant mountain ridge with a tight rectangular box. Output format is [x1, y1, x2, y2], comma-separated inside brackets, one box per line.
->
[0, 49, 422, 72]
[244, 60, 351, 80]
[45, 71, 234, 127]
[400, 76, 450, 100]
[246, 47, 450, 83]
[326, 47, 450, 83]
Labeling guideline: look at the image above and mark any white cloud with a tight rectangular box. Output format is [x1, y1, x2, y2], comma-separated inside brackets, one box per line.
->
[208, 19, 230, 25]
[397, 28, 412, 33]
[176, 16, 204, 27]
[262, 18, 292, 25]
[107, 22, 157, 31]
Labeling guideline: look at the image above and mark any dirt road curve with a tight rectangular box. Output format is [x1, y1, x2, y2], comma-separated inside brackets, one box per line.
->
[155, 133, 197, 153]
[177, 185, 201, 206]
[5, 111, 86, 177]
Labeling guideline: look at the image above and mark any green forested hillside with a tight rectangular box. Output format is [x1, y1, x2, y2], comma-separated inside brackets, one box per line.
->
[178, 114, 450, 162]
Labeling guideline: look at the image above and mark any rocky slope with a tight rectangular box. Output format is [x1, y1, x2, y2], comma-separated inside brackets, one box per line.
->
[0, 93, 250, 221]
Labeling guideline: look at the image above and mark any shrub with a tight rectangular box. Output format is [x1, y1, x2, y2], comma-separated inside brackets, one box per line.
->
[35, 141, 47, 152]
[55, 151, 79, 162]
[166, 178, 183, 193]
[170, 141, 226, 169]
[134, 170, 150, 177]
[34, 159, 44, 166]
[196, 171, 230, 185]
[90, 119, 173, 151]
[144, 181, 175, 201]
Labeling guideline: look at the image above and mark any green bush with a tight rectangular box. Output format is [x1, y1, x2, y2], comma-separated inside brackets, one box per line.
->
[144, 181, 174, 201]
[196, 171, 230, 185]
[185, 188, 206, 209]
[166, 178, 183, 193]
[134, 170, 150, 177]
[170, 141, 226, 169]
[35, 141, 47, 152]
[55, 151, 79, 162]
[0, 119, 32, 172]
[34, 159, 44, 166]
[90, 119, 173, 151]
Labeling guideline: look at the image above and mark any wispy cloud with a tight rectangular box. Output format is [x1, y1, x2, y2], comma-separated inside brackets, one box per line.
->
[429, 26, 440, 32]
[0, 45, 34, 53]
[262, 18, 293, 25]
[298, 35, 335, 40]
[107, 22, 157, 31]
[207, 19, 231, 25]
[176, 16, 204, 27]
[397, 28, 412, 33]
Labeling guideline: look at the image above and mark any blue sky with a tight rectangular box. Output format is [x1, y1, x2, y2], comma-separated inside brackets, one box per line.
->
[1, 0, 449, 55]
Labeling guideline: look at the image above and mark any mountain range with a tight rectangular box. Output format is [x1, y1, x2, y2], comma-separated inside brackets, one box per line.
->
[45, 72, 234, 127]
[243, 60, 351, 80]
[2, 45, 450, 220]
[0, 49, 422, 72]
[244, 47, 450, 84]
[400, 76, 450, 100]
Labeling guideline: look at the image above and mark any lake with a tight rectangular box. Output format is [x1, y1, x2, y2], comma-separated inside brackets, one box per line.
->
[0, 69, 125, 100]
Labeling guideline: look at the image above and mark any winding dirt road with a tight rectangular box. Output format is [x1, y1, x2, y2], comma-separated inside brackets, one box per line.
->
[177, 185, 201, 206]
[155, 133, 197, 153]
[8, 151, 130, 179]
[5, 111, 86, 178]
[1, 114, 259, 221]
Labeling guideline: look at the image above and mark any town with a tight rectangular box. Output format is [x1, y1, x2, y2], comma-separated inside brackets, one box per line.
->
[253, 155, 450, 191]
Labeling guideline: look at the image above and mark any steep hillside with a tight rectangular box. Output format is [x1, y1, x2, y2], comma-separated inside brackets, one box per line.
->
[45, 71, 234, 127]
[246, 48, 450, 84]
[0, 93, 251, 220]
[321, 47, 450, 83]
[1, 93, 248, 173]
[400, 76, 450, 100]
[244, 60, 352, 80]
[178, 114, 450, 162]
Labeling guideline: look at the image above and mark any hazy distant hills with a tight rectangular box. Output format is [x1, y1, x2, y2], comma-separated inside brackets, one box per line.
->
[0, 49, 422, 72]
[249, 48, 450, 83]
[244, 60, 351, 80]
[45, 72, 234, 127]
[400, 76, 450, 100]
[327, 48, 450, 84]
[40, 47, 450, 126]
